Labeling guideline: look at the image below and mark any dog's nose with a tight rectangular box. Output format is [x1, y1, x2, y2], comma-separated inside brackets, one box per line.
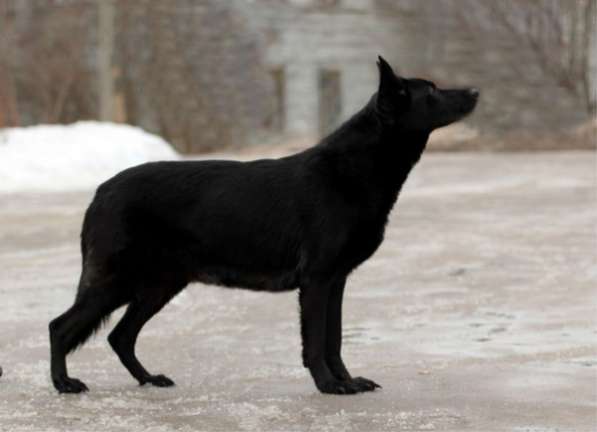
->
[469, 88, 480, 98]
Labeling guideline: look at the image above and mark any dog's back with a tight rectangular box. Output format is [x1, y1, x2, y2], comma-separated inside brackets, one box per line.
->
[84, 157, 308, 292]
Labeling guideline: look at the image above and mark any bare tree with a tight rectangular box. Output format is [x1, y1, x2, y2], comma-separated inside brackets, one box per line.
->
[98, 0, 115, 122]
[1, 1, 95, 125]
[0, 1, 20, 127]
[117, 0, 270, 152]
[455, 0, 596, 115]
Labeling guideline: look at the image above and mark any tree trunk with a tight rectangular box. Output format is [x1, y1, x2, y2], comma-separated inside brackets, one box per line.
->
[98, 0, 115, 122]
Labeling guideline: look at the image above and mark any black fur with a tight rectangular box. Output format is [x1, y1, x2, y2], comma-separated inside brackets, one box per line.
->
[49, 56, 478, 394]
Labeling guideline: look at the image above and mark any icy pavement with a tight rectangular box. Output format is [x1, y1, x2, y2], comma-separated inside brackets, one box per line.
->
[0, 152, 595, 432]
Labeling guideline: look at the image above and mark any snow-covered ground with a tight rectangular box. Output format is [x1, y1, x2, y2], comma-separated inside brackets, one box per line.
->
[0, 122, 179, 193]
[0, 151, 595, 431]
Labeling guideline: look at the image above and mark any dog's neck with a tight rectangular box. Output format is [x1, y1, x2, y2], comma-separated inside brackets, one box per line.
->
[317, 106, 428, 182]
[311, 107, 429, 214]
[375, 126, 429, 209]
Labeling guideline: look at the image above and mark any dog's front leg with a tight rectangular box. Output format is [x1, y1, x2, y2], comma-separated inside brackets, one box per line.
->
[324, 277, 350, 381]
[325, 277, 381, 392]
[300, 279, 368, 395]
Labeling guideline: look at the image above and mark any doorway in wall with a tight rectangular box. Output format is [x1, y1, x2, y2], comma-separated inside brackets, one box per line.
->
[318, 68, 342, 137]
[266, 67, 285, 132]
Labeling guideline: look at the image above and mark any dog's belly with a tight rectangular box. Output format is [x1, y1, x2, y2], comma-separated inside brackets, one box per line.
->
[193, 265, 299, 292]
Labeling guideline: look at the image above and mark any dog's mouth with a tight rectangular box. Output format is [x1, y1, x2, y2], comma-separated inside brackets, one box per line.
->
[459, 88, 480, 115]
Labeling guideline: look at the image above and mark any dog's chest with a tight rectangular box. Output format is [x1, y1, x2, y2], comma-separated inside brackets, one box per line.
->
[339, 205, 390, 270]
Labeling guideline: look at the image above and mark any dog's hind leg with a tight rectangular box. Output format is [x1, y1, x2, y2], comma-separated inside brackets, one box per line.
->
[108, 285, 183, 387]
[49, 282, 126, 393]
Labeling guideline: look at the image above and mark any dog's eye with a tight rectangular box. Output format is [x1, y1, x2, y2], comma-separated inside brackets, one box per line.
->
[426, 93, 438, 105]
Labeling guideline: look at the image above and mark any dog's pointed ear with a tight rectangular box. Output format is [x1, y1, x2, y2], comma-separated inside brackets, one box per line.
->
[377, 56, 395, 82]
[376, 56, 409, 122]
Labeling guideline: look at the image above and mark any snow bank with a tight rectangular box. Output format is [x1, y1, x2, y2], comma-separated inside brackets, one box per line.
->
[0, 121, 179, 193]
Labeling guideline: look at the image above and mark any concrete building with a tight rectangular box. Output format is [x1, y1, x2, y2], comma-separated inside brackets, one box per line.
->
[237, 0, 384, 144]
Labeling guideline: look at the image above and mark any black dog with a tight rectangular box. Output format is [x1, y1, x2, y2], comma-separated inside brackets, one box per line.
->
[49, 56, 478, 395]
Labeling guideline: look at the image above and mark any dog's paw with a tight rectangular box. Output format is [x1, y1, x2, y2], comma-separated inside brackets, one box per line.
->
[141, 374, 175, 388]
[317, 379, 362, 395]
[53, 376, 89, 393]
[316, 376, 382, 395]
[351, 376, 382, 392]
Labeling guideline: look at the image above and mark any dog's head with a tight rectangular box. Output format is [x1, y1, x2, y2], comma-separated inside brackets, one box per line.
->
[375, 56, 479, 132]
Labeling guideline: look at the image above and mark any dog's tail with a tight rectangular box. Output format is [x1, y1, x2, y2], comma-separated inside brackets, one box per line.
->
[59, 195, 128, 353]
